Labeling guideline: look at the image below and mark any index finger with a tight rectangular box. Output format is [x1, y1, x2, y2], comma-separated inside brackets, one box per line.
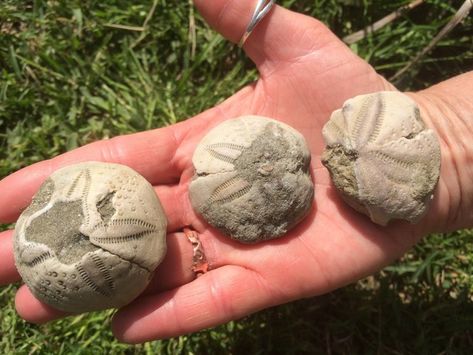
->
[0, 125, 181, 223]
[0, 77, 254, 224]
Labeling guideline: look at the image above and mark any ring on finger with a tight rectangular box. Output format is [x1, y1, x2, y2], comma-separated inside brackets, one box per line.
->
[238, 0, 276, 48]
[183, 227, 209, 278]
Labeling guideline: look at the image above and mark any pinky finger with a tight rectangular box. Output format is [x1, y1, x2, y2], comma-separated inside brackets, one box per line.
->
[0, 230, 20, 285]
[112, 265, 282, 343]
[15, 285, 67, 324]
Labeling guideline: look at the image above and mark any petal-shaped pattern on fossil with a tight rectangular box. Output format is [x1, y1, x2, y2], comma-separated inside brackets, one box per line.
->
[206, 143, 245, 164]
[21, 250, 53, 268]
[13, 162, 167, 313]
[90, 253, 114, 291]
[190, 116, 314, 243]
[25, 250, 150, 313]
[64, 168, 92, 224]
[89, 218, 160, 271]
[66, 170, 85, 198]
[322, 92, 441, 225]
[336, 92, 428, 147]
[75, 262, 112, 297]
[356, 155, 429, 225]
[91, 229, 156, 245]
[207, 176, 251, 205]
[18, 243, 52, 265]
[65, 168, 91, 200]
[345, 92, 384, 146]
[90, 218, 157, 243]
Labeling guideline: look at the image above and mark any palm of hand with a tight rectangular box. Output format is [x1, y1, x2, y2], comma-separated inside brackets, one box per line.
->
[0, 2, 423, 343]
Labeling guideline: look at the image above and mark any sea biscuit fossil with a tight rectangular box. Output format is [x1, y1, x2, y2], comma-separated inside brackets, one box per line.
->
[13, 162, 167, 313]
[189, 115, 314, 243]
[321, 91, 441, 225]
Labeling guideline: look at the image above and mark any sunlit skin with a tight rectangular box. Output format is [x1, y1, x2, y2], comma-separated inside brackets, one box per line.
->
[0, 0, 472, 344]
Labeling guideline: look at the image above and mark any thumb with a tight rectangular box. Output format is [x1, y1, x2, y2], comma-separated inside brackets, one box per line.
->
[193, 0, 342, 72]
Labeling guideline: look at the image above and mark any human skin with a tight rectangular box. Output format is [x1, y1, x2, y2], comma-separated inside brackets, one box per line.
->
[0, 0, 472, 344]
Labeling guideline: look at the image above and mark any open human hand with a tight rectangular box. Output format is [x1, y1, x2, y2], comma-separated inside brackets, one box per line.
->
[0, 0, 469, 343]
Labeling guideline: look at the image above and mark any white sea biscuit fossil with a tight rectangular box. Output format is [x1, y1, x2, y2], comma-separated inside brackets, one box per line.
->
[13, 162, 167, 313]
[322, 91, 441, 225]
[189, 115, 314, 243]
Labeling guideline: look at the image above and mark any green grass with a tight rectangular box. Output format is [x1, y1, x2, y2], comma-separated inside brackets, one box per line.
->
[1, 0, 473, 353]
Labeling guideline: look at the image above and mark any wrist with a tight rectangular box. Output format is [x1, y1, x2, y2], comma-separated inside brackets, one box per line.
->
[407, 87, 473, 234]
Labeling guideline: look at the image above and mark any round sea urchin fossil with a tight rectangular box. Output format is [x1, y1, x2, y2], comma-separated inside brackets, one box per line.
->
[189, 115, 314, 243]
[322, 91, 441, 225]
[13, 162, 167, 313]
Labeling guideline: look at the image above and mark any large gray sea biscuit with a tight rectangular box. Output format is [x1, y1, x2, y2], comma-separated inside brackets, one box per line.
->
[189, 115, 314, 243]
[322, 91, 441, 225]
[13, 162, 167, 313]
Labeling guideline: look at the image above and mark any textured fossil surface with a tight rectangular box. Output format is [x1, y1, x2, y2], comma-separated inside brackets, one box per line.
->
[13, 162, 167, 313]
[322, 91, 441, 225]
[189, 115, 314, 243]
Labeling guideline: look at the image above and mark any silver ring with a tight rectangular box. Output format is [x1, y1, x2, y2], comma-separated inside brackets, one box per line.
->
[238, 0, 276, 48]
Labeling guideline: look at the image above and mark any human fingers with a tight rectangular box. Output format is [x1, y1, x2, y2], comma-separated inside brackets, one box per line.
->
[12, 227, 228, 324]
[11, 234, 195, 324]
[11, 236, 197, 325]
[12, 236, 197, 325]
[112, 203, 423, 343]
[0, 182, 192, 287]
[0, 230, 20, 285]
[112, 265, 284, 343]
[0, 171, 192, 287]
[0, 85, 258, 226]
[145, 228, 228, 294]
[154, 183, 194, 233]
[15, 285, 66, 324]
[0, 184, 189, 243]
[0, 126, 185, 223]
[194, 0, 342, 72]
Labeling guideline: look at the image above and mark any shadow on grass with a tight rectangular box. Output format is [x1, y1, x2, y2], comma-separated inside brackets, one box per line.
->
[228, 280, 473, 355]
[2, 252, 473, 354]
